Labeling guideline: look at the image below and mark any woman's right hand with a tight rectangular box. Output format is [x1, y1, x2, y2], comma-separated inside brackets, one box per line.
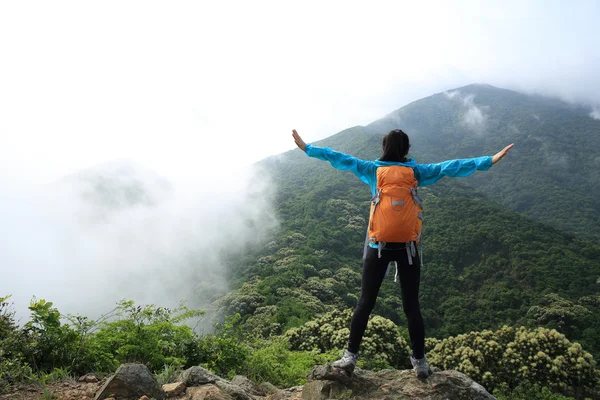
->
[492, 143, 514, 164]
[292, 129, 307, 152]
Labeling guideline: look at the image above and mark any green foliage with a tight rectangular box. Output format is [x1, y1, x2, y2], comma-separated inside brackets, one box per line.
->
[1, 294, 207, 395]
[23, 298, 79, 373]
[0, 359, 33, 394]
[427, 325, 600, 397]
[37, 367, 73, 385]
[190, 314, 249, 379]
[286, 309, 411, 369]
[493, 383, 590, 400]
[155, 363, 183, 386]
[241, 339, 337, 388]
[525, 294, 593, 340]
[0, 295, 34, 394]
[93, 299, 204, 372]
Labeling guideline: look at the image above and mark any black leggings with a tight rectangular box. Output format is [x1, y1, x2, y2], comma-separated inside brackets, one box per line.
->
[347, 245, 425, 359]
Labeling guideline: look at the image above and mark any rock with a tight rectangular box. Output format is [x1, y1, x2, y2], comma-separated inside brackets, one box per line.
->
[180, 366, 223, 387]
[302, 364, 496, 400]
[187, 384, 231, 400]
[79, 373, 100, 383]
[94, 363, 165, 400]
[259, 382, 280, 394]
[377, 369, 496, 400]
[214, 380, 254, 400]
[307, 365, 377, 394]
[140, 396, 151, 400]
[301, 381, 349, 400]
[230, 375, 266, 396]
[268, 390, 290, 400]
[162, 381, 186, 398]
[265, 386, 304, 400]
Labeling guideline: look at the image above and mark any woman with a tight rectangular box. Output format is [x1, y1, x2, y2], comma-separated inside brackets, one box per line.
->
[291, 128, 513, 378]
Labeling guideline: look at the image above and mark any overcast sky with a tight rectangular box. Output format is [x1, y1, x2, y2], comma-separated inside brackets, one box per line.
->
[1, 0, 599, 319]
[1, 0, 599, 185]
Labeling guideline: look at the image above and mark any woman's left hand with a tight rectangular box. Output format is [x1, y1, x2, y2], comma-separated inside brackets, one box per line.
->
[292, 129, 307, 152]
[492, 143, 514, 164]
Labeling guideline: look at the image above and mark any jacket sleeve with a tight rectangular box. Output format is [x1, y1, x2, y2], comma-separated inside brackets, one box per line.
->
[305, 144, 377, 186]
[415, 156, 492, 186]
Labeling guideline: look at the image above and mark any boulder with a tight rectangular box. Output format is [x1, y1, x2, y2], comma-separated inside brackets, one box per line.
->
[259, 382, 280, 394]
[162, 381, 186, 398]
[94, 363, 165, 400]
[302, 364, 496, 400]
[79, 374, 100, 383]
[179, 366, 223, 387]
[187, 384, 232, 400]
[301, 380, 349, 400]
[230, 375, 266, 396]
[214, 381, 255, 400]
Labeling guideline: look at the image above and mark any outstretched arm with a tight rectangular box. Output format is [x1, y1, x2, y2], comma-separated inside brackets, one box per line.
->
[415, 143, 514, 186]
[292, 129, 377, 187]
[492, 143, 514, 165]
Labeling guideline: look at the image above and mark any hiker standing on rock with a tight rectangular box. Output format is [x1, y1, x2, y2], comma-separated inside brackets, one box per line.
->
[291, 128, 513, 378]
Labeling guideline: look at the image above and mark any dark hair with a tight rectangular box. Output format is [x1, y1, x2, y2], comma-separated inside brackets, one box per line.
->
[380, 129, 410, 162]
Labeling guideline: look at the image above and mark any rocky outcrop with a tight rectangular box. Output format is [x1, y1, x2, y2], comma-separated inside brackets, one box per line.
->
[94, 363, 165, 400]
[301, 364, 496, 400]
[85, 362, 495, 400]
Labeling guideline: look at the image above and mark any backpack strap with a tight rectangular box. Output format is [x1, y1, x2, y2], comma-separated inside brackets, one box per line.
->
[378, 242, 386, 258]
[406, 242, 416, 265]
[410, 187, 423, 207]
[369, 188, 382, 231]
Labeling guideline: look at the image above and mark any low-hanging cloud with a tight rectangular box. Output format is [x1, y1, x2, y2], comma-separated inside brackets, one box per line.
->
[590, 106, 600, 120]
[445, 91, 488, 133]
[0, 161, 278, 323]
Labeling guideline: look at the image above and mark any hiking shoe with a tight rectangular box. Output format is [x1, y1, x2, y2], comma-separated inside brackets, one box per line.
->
[332, 349, 358, 373]
[411, 355, 431, 379]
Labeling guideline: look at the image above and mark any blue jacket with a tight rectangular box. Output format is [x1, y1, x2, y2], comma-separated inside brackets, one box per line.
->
[305, 144, 492, 197]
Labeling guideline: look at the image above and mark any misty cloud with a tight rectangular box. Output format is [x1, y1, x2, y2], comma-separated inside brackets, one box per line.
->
[0, 161, 278, 323]
[445, 91, 488, 133]
[590, 106, 600, 120]
[461, 95, 487, 133]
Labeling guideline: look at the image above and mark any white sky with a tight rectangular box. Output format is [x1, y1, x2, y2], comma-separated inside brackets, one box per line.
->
[1, 0, 599, 185]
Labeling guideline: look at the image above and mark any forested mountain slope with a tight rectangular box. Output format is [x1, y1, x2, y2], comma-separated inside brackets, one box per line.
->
[220, 85, 600, 357]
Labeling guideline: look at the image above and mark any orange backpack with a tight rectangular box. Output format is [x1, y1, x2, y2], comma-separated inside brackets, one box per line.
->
[368, 165, 423, 260]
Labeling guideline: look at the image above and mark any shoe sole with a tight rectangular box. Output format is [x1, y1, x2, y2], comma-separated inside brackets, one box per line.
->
[332, 365, 355, 375]
[415, 368, 432, 379]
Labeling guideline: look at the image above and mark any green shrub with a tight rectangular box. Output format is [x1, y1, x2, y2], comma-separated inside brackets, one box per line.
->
[155, 363, 183, 386]
[493, 383, 589, 400]
[242, 339, 337, 387]
[93, 300, 204, 372]
[190, 314, 250, 379]
[427, 325, 599, 397]
[0, 295, 34, 393]
[285, 308, 411, 369]
[22, 298, 80, 373]
[0, 359, 33, 394]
